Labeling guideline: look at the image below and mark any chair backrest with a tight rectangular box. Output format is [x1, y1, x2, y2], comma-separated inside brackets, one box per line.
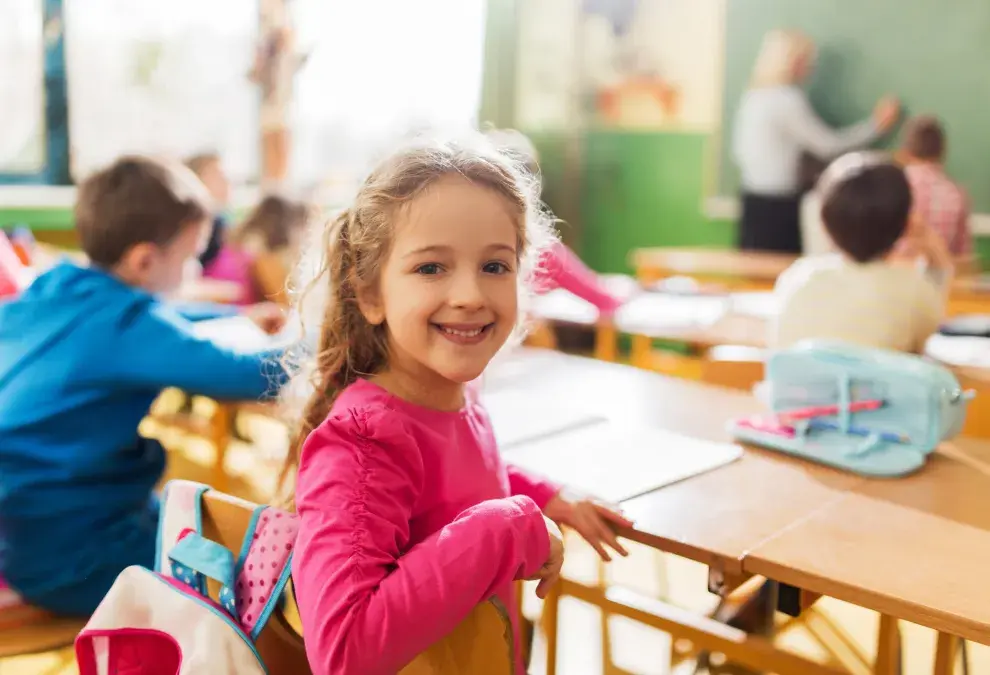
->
[201, 491, 514, 675]
[702, 345, 766, 391]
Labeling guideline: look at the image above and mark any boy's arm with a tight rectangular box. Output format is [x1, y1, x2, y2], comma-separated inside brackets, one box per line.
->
[103, 303, 286, 400]
[170, 302, 240, 323]
[294, 413, 550, 675]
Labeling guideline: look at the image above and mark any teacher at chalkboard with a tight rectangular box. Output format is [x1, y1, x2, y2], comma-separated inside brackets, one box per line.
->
[732, 29, 901, 253]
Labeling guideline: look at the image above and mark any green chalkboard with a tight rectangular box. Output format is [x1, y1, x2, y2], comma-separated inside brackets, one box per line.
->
[717, 0, 990, 212]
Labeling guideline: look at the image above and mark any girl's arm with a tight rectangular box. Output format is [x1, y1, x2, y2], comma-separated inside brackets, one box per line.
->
[505, 463, 560, 510]
[293, 411, 551, 675]
[536, 242, 624, 315]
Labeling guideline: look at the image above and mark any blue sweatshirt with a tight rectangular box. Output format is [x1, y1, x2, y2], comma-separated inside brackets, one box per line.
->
[0, 262, 285, 606]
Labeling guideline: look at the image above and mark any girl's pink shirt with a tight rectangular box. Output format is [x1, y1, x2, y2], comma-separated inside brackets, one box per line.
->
[535, 242, 624, 315]
[201, 245, 259, 306]
[292, 378, 560, 675]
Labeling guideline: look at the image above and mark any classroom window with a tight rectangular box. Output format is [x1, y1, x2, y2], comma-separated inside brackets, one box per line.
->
[63, 0, 260, 183]
[290, 0, 487, 189]
[0, 0, 46, 175]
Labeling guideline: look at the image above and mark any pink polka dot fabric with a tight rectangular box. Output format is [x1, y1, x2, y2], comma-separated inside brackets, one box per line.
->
[235, 507, 298, 637]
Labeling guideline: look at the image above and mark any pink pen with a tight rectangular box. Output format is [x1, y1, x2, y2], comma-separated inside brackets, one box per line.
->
[778, 399, 884, 421]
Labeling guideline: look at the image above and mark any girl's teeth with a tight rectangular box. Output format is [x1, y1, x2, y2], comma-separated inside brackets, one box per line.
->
[441, 326, 483, 337]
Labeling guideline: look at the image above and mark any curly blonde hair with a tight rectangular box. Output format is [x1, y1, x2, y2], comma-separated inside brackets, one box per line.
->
[276, 135, 557, 504]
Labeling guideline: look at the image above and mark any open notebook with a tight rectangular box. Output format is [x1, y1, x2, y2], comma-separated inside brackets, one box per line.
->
[481, 388, 605, 449]
[506, 423, 743, 503]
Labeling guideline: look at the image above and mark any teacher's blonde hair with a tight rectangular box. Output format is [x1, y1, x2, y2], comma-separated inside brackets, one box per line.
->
[750, 29, 814, 89]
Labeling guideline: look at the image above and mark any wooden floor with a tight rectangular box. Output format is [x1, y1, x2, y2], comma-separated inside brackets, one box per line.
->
[3, 418, 989, 674]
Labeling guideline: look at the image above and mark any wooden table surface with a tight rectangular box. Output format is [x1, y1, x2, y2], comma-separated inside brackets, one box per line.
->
[495, 348, 990, 646]
[630, 248, 796, 285]
[744, 437, 990, 645]
[492, 350, 865, 575]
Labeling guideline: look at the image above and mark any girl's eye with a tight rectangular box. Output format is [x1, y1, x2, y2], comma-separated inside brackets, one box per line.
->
[415, 263, 442, 275]
[483, 261, 512, 275]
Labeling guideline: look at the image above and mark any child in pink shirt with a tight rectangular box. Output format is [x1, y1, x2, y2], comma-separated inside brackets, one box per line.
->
[283, 136, 632, 675]
[203, 195, 309, 306]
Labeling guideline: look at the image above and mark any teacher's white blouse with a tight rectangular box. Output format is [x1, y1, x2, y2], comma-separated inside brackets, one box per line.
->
[733, 85, 877, 196]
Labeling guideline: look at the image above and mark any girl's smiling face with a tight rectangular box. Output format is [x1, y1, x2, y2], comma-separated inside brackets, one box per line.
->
[358, 174, 521, 408]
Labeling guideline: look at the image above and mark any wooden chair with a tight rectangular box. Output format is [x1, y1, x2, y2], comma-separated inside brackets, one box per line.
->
[201, 490, 514, 675]
[700, 345, 766, 391]
[0, 609, 86, 662]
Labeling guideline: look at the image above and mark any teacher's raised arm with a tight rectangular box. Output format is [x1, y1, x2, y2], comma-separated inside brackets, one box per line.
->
[732, 29, 900, 253]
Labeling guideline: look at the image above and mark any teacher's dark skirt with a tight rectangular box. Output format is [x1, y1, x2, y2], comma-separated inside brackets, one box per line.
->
[737, 192, 802, 254]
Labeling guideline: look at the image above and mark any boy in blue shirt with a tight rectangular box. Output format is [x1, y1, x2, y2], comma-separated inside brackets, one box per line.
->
[0, 156, 288, 615]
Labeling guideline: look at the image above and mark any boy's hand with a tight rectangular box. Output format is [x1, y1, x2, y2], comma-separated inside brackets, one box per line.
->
[526, 516, 564, 599]
[243, 302, 286, 335]
[544, 490, 633, 562]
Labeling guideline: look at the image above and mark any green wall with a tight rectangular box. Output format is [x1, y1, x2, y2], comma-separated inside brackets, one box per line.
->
[531, 130, 734, 274]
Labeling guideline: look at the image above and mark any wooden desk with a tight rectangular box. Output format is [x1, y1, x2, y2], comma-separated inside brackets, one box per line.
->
[630, 248, 796, 288]
[743, 438, 990, 654]
[496, 352, 861, 576]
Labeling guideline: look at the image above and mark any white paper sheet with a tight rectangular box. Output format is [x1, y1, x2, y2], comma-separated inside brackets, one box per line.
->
[481, 388, 606, 449]
[191, 316, 298, 353]
[506, 423, 743, 503]
[925, 334, 990, 368]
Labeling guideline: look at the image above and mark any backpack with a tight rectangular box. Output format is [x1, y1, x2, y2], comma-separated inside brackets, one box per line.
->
[75, 480, 299, 674]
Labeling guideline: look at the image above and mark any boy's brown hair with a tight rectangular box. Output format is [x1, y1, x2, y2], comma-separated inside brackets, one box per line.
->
[903, 116, 945, 162]
[76, 156, 211, 267]
[819, 152, 912, 263]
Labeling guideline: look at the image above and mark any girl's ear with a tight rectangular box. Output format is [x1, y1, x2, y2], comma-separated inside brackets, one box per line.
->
[356, 285, 385, 326]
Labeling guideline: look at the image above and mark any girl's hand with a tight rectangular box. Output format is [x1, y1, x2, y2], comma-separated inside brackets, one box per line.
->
[243, 302, 286, 334]
[527, 516, 564, 599]
[544, 491, 633, 562]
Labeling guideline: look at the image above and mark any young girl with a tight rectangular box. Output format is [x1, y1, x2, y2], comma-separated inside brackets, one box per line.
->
[283, 137, 632, 675]
[203, 195, 309, 306]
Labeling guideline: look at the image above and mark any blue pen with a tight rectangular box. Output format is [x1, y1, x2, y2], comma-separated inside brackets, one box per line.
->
[808, 420, 909, 444]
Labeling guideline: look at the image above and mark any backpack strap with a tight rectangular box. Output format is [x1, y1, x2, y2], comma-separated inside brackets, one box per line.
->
[156, 480, 210, 579]
[231, 505, 299, 640]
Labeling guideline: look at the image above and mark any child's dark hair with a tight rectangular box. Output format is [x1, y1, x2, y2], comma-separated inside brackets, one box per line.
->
[76, 156, 211, 267]
[233, 195, 310, 251]
[903, 116, 945, 161]
[276, 136, 556, 506]
[818, 152, 912, 263]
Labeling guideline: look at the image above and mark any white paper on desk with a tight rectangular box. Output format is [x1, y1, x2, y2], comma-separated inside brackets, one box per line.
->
[506, 423, 743, 503]
[191, 316, 298, 353]
[530, 289, 599, 324]
[614, 293, 728, 335]
[481, 388, 606, 449]
[925, 334, 990, 368]
[729, 292, 779, 319]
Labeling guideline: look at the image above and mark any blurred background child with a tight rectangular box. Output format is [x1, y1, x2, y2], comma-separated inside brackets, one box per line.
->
[203, 194, 310, 306]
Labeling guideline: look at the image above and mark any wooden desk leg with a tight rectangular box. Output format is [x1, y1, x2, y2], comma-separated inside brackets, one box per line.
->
[542, 582, 561, 675]
[630, 334, 651, 370]
[594, 323, 617, 362]
[210, 404, 233, 492]
[874, 614, 901, 675]
[933, 633, 960, 675]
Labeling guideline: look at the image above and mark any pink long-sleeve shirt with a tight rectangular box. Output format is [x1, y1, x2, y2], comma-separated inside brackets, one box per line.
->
[292, 378, 560, 675]
[535, 242, 624, 315]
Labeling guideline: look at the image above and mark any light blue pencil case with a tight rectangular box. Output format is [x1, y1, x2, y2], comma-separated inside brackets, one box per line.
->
[728, 340, 973, 477]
